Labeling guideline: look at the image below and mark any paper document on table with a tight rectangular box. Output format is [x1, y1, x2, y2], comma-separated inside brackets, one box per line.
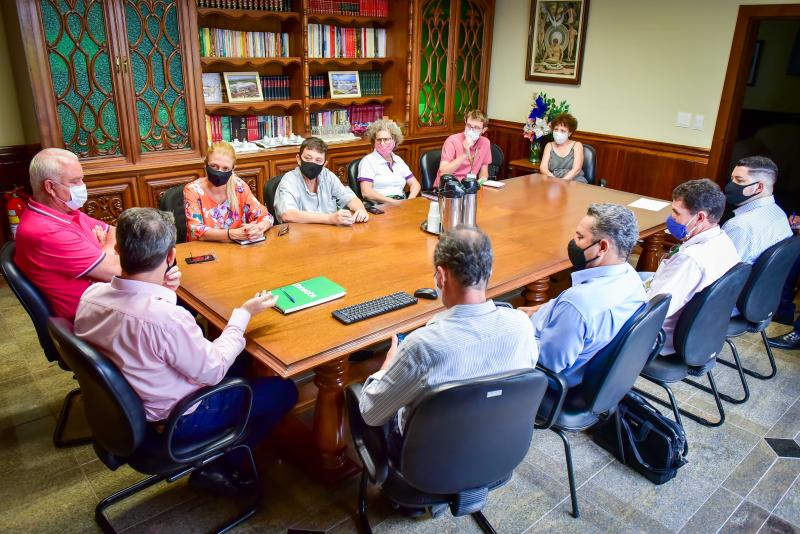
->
[628, 198, 671, 211]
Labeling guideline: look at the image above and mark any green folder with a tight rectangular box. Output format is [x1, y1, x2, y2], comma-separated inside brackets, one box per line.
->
[269, 276, 346, 314]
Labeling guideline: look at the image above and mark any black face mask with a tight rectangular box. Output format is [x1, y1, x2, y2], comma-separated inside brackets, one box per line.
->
[206, 165, 232, 187]
[567, 239, 601, 271]
[724, 180, 758, 206]
[300, 161, 324, 180]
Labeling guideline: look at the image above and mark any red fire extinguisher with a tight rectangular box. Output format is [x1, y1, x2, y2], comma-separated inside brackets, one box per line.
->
[5, 188, 28, 240]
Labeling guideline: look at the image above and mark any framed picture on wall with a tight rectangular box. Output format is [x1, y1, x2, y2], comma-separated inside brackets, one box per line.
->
[223, 72, 263, 103]
[525, 0, 590, 84]
[328, 71, 361, 99]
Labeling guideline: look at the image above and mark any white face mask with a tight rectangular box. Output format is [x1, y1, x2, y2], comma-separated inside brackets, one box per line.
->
[53, 181, 88, 210]
[553, 131, 569, 145]
[465, 129, 481, 142]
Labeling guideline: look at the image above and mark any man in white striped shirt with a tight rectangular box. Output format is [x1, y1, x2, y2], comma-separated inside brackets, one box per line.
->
[359, 226, 539, 435]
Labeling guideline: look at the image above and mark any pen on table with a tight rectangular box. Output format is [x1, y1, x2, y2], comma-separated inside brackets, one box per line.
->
[280, 288, 296, 303]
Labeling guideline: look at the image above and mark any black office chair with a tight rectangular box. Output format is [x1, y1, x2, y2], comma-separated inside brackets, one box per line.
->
[346, 369, 549, 534]
[535, 294, 671, 519]
[347, 157, 364, 200]
[718, 236, 800, 381]
[488, 143, 504, 179]
[638, 263, 752, 428]
[582, 143, 598, 185]
[0, 241, 90, 447]
[263, 173, 284, 220]
[47, 317, 261, 534]
[419, 148, 441, 192]
[158, 184, 188, 244]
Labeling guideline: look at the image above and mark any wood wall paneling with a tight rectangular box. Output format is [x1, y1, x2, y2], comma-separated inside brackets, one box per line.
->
[328, 148, 373, 186]
[84, 176, 138, 225]
[234, 162, 268, 201]
[140, 168, 204, 208]
[487, 119, 710, 200]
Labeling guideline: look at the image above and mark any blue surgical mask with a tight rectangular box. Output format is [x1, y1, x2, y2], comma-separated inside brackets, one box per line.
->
[665, 214, 697, 241]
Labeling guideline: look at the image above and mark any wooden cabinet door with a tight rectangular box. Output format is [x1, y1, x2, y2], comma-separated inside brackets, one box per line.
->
[234, 162, 268, 202]
[327, 149, 372, 187]
[84, 176, 139, 226]
[451, 0, 493, 125]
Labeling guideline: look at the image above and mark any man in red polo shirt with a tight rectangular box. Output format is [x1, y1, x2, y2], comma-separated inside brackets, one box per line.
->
[435, 109, 492, 187]
[15, 148, 126, 321]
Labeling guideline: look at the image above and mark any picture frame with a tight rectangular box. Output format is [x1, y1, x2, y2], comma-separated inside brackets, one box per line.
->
[328, 71, 361, 99]
[525, 0, 590, 85]
[747, 40, 763, 86]
[223, 72, 263, 103]
[201, 73, 223, 104]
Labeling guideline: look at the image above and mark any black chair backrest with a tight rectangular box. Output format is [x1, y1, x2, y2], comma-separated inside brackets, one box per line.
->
[583, 143, 597, 185]
[737, 236, 800, 324]
[399, 370, 547, 495]
[158, 184, 187, 244]
[347, 157, 363, 200]
[0, 241, 61, 363]
[488, 143, 504, 179]
[419, 148, 441, 191]
[263, 173, 285, 219]
[48, 317, 146, 457]
[579, 294, 671, 414]
[674, 262, 752, 367]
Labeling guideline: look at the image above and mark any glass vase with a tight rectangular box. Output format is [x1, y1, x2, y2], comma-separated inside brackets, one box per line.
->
[528, 140, 542, 164]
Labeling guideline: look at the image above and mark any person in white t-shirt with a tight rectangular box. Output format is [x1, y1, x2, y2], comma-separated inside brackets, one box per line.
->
[357, 119, 421, 206]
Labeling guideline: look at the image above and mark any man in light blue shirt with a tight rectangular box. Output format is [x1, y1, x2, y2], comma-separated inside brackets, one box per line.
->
[521, 204, 647, 387]
[722, 156, 792, 264]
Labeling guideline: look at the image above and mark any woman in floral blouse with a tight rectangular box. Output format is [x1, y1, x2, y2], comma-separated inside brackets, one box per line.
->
[184, 141, 273, 242]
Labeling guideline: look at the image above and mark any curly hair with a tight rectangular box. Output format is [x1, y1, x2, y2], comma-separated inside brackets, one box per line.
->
[434, 226, 493, 289]
[365, 118, 404, 147]
[551, 113, 578, 133]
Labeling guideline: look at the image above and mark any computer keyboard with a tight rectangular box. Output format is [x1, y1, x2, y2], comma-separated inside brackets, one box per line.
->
[332, 292, 418, 325]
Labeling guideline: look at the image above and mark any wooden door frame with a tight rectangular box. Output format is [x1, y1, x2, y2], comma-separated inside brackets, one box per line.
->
[707, 3, 800, 182]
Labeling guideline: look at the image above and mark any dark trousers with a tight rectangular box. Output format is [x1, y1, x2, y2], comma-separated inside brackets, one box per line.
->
[777, 255, 800, 331]
[173, 360, 298, 466]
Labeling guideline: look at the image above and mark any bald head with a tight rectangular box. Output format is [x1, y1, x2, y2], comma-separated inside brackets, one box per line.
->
[29, 148, 82, 198]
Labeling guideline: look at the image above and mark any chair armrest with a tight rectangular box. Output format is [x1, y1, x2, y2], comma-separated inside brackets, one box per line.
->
[345, 382, 388, 485]
[164, 377, 253, 464]
[646, 330, 666, 364]
[534, 364, 568, 430]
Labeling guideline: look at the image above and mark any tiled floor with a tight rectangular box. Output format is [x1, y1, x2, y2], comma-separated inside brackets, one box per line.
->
[1, 278, 799, 534]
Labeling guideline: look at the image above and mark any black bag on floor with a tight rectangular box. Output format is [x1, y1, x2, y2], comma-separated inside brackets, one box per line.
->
[592, 391, 688, 485]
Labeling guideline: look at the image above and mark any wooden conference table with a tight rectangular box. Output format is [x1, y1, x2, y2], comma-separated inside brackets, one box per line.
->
[176, 174, 671, 482]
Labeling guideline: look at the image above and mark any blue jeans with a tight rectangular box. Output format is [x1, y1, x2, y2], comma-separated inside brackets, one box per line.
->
[173, 374, 298, 466]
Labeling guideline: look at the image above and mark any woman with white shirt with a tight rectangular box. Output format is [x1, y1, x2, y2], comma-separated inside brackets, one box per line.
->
[357, 119, 421, 205]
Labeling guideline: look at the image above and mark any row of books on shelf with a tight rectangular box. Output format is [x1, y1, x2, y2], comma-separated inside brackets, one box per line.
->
[307, 24, 386, 58]
[310, 104, 384, 128]
[307, 0, 389, 16]
[196, 0, 292, 10]
[206, 114, 294, 143]
[199, 27, 290, 58]
[202, 74, 292, 104]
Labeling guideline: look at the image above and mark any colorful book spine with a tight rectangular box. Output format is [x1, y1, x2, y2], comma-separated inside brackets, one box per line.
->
[205, 114, 293, 143]
[196, 0, 292, 11]
[199, 28, 290, 58]
[306, 24, 385, 58]
[306, 0, 387, 16]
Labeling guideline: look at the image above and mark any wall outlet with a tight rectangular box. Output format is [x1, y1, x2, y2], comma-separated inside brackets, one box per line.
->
[675, 112, 691, 128]
[691, 114, 704, 130]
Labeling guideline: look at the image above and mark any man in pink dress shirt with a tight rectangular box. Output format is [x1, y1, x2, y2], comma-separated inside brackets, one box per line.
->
[435, 109, 492, 187]
[74, 207, 297, 492]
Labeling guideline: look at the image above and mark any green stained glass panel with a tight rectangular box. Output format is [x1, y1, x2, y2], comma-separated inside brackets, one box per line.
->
[417, 0, 449, 128]
[124, 0, 189, 153]
[454, 0, 485, 122]
[41, 0, 120, 157]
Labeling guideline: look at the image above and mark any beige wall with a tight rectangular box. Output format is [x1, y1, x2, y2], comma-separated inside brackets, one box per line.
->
[0, 6, 26, 146]
[487, 0, 799, 149]
[743, 19, 800, 113]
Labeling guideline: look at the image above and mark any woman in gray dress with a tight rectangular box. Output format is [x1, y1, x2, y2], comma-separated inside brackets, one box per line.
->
[540, 113, 587, 183]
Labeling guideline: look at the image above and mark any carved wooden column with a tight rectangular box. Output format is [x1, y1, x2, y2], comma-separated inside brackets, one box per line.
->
[312, 355, 352, 476]
[637, 231, 665, 273]
[523, 277, 550, 306]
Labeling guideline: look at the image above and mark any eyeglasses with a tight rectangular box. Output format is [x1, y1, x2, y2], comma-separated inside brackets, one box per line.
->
[375, 137, 394, 144]
[465, 124, 484, 132]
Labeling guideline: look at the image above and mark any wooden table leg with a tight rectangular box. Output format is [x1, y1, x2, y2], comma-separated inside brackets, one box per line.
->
[637, 231, 665, 273]
[523, 277, 550, 306]
[313, 356, 351, 473]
